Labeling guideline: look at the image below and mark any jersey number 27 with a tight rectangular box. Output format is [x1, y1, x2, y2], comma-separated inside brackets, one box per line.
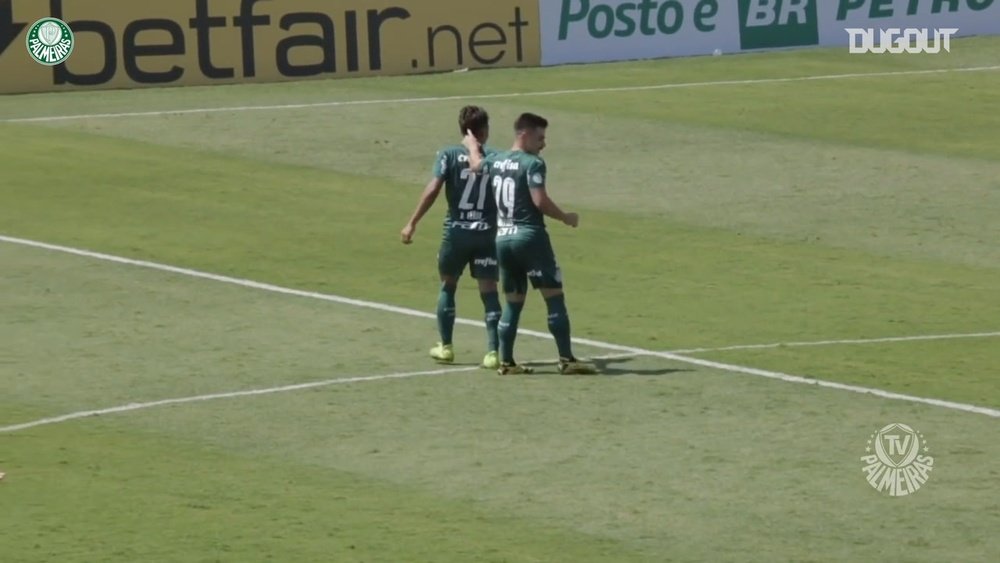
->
[458, 169, 489, 211]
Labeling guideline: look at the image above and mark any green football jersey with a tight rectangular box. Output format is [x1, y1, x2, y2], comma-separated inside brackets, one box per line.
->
[484, 150, 547, 233]
[431, 144, 497, 232]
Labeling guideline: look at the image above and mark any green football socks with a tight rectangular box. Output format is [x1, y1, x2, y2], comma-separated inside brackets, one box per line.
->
[545, 294, 574, 360]
[498, 299, 524, 364]
[437, 283, 457, 345]
[480, 291, 502, 353]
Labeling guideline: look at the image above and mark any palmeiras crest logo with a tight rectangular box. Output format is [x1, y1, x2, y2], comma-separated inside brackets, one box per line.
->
[861, 423, 934, 496]
[26, 18, 75, 66]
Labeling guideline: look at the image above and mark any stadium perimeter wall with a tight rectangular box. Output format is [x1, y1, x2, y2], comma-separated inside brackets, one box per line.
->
[1, 0, 998, 94]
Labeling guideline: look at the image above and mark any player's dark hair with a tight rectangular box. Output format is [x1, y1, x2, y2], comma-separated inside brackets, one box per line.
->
[515, 112, 548, 131]
[459, 105, 489, 136]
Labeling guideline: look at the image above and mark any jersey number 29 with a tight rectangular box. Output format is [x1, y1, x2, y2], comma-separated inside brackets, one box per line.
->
[493, 176, 516, 219]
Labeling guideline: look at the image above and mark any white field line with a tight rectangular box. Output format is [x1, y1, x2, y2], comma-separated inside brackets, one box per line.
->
[1, 234, 998, 419]
[0, 367, 477, 434]
[4, 65, 999, 124]
[0, 352, 638, 434]
[670, 331, 1000, 354]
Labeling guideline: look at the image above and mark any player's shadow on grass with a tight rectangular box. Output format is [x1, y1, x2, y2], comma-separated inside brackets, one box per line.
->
[591, 355, 693, 377]
[524, 355, 692, 377]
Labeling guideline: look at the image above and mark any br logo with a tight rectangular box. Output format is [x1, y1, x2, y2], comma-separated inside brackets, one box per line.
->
[738, 0, 819, 50]
[861, 423, 934, 497]
[26, 17, 75, 66]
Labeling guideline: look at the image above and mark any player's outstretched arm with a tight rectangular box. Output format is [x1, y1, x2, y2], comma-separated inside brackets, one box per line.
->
[530, 187, 579, 228]
[401, 178, 444, 244]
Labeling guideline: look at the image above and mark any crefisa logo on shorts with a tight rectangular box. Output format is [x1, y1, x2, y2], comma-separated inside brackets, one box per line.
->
[861, 423, 934, 496]
[473, 257, 498, 267]
[26, 17, 75, 66]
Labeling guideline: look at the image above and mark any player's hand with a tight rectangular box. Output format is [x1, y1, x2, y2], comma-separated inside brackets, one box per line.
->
[400, 224, 416, 244]
[563, 213, 579, 228]
[461, 129, 479, 152]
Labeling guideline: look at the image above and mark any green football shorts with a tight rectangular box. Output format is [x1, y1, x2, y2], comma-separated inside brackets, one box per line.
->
[437, 229, 499, 280]
[496, 229, 562, 294]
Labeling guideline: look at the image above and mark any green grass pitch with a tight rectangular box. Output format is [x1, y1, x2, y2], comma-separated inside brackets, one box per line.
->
[1, 38, 998, 562]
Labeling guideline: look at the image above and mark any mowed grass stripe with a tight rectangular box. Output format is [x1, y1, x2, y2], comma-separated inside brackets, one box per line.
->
[0, 422, 660, 563]
[1, 123, 997, 405]
[25, 76, 1000, 270]
[3, 65, 997, 123]
[4, 233, 999, 421]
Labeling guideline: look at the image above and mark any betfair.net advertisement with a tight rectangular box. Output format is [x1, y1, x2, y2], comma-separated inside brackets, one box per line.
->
[0, 0, 541, 93]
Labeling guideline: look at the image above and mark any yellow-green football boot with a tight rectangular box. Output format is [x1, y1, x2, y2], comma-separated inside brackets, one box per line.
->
[429, 343, 455, 364]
